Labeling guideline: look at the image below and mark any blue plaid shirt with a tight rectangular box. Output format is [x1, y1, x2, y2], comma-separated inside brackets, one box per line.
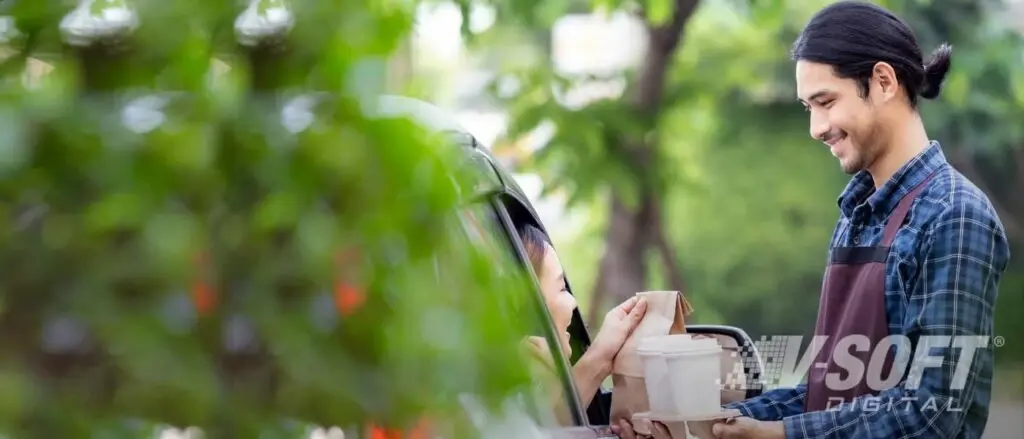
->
[725, 142, 1011, 438]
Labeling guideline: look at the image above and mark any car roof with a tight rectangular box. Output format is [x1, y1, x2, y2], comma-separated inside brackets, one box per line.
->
[366, 95, 539, 218]
[370, 95, 471, 133]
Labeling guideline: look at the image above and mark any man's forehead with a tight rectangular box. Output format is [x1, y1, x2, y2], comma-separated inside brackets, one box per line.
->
[796, 61, 841, 101]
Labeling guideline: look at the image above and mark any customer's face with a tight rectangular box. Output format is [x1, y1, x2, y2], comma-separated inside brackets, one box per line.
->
[796, 60, 888, 175]
[537, 244, 577, 349]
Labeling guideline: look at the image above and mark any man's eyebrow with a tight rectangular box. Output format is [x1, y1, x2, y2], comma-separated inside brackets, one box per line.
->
[799, 90, 832, 104]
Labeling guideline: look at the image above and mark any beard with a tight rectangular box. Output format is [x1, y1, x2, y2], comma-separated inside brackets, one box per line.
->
[840, 148, 866, 174]
[840, 120, 886, 175]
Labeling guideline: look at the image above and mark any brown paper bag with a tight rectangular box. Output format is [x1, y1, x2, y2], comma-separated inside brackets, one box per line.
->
[609, 291, 692, 426]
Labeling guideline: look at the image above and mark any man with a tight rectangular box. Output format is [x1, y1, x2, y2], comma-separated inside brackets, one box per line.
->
[710, 2, 1011, 439]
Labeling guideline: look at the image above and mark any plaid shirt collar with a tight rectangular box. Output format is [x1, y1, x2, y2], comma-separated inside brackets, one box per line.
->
[837, 141, 948, 219]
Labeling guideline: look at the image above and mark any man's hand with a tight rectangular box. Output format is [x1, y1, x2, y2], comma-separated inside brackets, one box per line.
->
[588, 296, 648, 367]
[711, 417, 785, 439]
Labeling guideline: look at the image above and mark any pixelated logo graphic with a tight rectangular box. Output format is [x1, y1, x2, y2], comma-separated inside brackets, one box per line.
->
[717, 335, 995, 393]
[719, 335, 806, 392]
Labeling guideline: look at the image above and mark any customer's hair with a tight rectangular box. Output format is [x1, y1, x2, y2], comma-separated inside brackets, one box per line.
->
[791, 0, 952, 108]
[518, 224, 551, 276]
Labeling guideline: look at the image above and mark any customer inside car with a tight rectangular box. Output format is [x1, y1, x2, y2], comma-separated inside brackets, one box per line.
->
[517, 224, 649, 422]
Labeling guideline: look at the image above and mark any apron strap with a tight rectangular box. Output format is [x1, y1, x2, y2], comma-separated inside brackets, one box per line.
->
[880, 172, 938, 246]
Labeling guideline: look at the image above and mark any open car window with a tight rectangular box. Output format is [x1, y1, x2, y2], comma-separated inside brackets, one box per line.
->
[454, 201, 583, 428]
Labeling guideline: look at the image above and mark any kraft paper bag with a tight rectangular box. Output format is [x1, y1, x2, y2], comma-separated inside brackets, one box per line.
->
[609, 291, 692, 426]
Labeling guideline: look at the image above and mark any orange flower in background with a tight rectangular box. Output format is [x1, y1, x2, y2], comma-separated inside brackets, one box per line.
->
[191, 251, 216, 316]
[334, 282, 364, 316]
[368, 419, 431, 439]
[368, 426, 399, 439]
[192, 281, 216, 316]
[335, 248, 365, 316]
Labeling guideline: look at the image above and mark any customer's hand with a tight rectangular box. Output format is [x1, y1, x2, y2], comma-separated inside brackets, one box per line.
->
[611, 418, 671, 439]
[588, 296, 648, 368]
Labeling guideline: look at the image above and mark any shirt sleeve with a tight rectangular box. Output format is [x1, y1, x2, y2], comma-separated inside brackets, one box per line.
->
[781, 200, 1010, 439]
[724, 384, 807, 421]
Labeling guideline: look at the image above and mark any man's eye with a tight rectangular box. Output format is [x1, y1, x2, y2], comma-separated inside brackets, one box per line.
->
[821, 99, 835, 108]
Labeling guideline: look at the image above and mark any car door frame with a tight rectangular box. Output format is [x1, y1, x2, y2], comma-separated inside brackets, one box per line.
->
[490, 196, 588, 421]
[487, 194, 621, 438]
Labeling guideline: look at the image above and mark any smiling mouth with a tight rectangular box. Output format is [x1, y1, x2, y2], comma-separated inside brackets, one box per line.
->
[824, 132, 847, 148]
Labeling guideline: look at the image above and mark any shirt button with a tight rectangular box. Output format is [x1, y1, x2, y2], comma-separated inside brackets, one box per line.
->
[852, 235, 860, 245]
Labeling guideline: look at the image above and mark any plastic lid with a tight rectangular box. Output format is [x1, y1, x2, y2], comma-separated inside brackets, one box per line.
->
[636, 335, 667, 354]
[661, 334, 720, 354]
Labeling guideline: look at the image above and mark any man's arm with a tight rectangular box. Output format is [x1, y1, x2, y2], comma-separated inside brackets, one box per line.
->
[724, 384, 808, 421]
[781, 200, 1010, 439]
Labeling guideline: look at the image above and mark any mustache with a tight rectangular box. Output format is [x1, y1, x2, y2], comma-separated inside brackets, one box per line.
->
[819, 130, 846, 143]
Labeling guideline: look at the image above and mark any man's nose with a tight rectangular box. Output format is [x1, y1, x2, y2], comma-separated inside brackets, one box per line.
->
[810, 117, 830, 141]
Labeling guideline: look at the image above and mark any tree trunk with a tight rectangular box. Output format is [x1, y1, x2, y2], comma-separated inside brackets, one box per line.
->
[645, 195, 691, 308]
[587, 0, 700, 325]
[589, 195, 649, 323]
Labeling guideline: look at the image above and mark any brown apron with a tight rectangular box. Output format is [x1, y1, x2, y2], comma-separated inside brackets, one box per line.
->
[804, 174, 935, 411]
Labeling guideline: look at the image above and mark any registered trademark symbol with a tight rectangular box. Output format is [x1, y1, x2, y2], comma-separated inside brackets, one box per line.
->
[993, 336, 1005, 347]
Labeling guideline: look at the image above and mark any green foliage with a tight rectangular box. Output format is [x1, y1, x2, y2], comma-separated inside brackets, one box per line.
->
[446, 0, 582, 43]
[1, 0, 541, 436]
[652, 0, 845, 335]
[642, 0, 674, 25]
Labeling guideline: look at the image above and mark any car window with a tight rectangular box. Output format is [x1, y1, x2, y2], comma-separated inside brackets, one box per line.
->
[456, 201, 581, 428]
[458, 203, 508, 271]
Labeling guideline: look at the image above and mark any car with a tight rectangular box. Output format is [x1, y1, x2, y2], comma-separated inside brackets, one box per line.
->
[364, 96, 768, 438]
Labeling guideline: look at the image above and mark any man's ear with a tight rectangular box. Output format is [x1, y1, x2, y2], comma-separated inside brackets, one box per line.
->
[871, 61, 900, 102]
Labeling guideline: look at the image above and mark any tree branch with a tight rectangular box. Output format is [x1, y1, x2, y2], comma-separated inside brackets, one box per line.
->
[634, 0, 700, 114]
[648, 0, 700, 55]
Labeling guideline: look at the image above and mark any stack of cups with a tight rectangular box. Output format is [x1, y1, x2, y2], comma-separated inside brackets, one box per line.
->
[637, 336, 675, 416]
[637, 334, 723, 438]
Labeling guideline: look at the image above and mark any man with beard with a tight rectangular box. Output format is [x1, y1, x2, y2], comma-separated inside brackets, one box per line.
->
[707, 2, 1009, 439]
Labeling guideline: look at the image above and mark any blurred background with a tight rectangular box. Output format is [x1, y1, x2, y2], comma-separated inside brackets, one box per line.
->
[1, 0, 1021, 436]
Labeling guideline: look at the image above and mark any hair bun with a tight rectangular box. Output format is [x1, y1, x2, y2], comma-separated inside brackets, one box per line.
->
[920, 43, 953, 99]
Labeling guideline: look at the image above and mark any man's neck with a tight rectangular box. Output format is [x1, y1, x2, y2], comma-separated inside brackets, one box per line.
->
[867, 114, 931, 188]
